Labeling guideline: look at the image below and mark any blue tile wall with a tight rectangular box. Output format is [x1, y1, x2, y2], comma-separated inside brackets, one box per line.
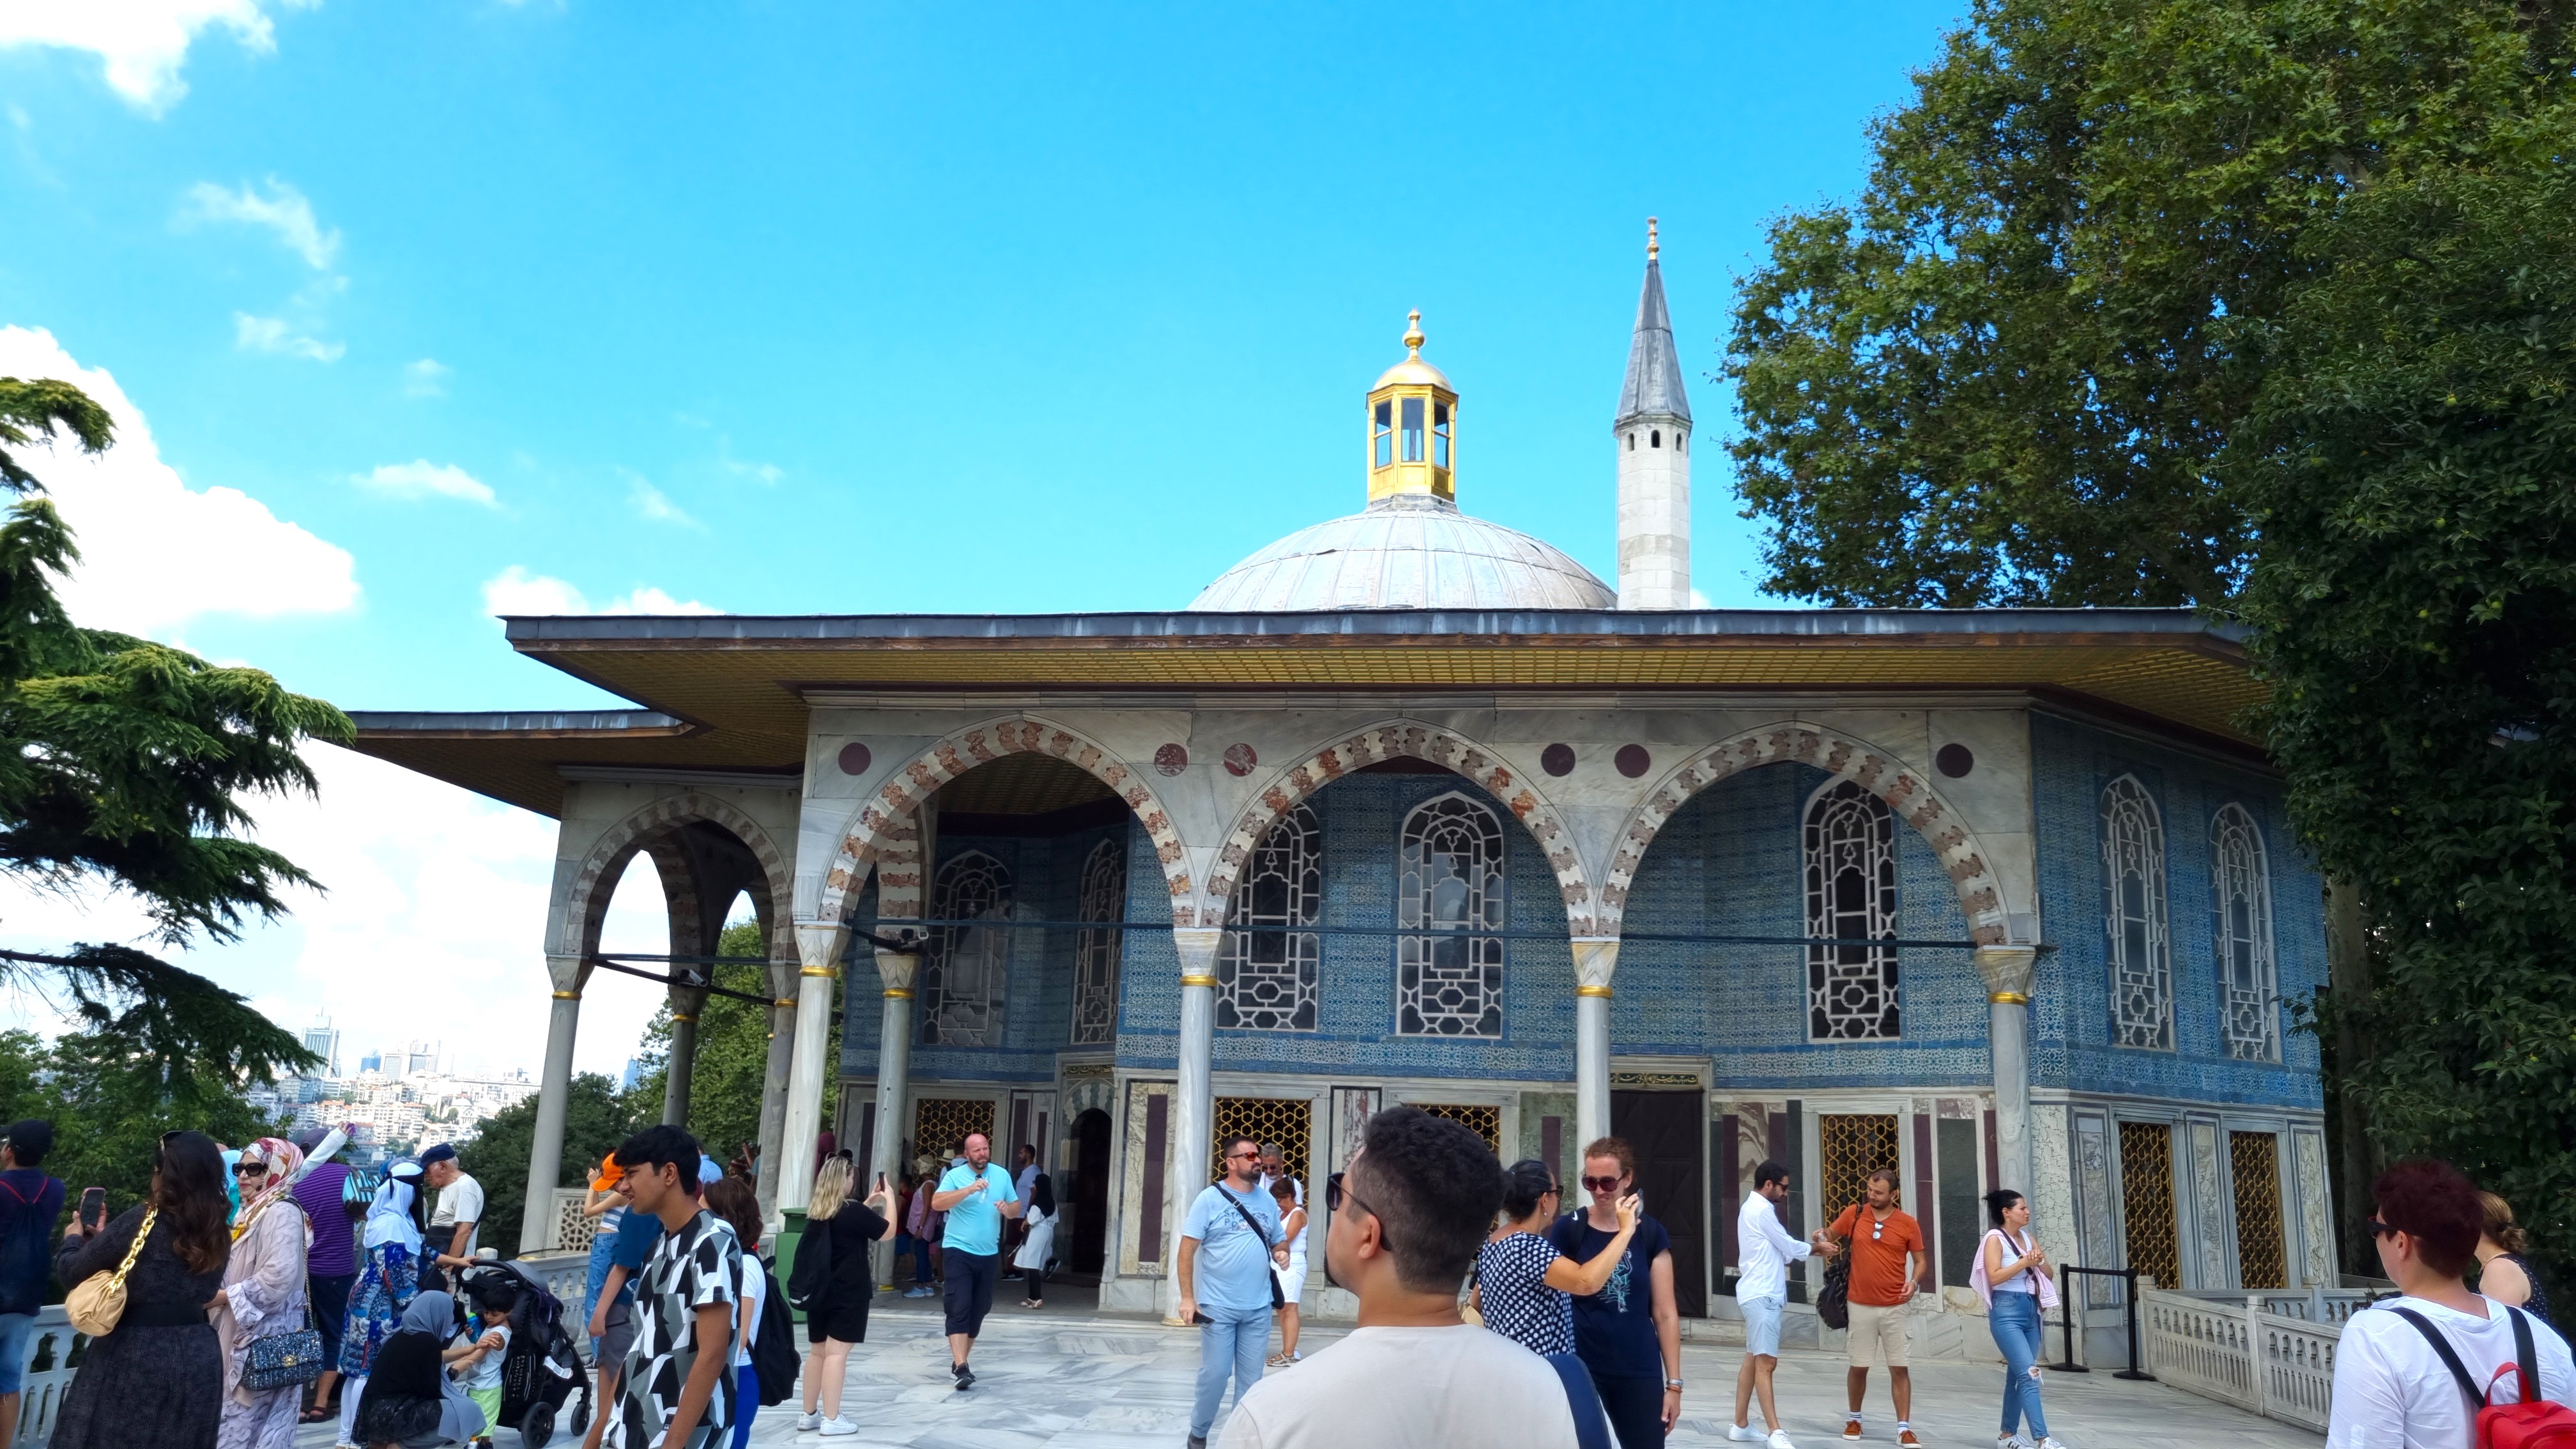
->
[2028, 713, 2326, 1108]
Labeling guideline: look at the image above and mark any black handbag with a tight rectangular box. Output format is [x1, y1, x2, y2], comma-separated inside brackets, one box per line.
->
[1816, 1202, 1857, 1331]
[243, 1303, 328, 1392]
[1214, 1186, 1287, 1310]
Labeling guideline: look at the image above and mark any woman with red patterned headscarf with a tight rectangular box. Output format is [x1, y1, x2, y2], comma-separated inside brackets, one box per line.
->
[214, 1137, 309, 1449]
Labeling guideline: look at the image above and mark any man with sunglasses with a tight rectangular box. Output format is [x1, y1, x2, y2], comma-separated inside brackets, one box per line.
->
[1179, 1135, 1285, 1447]
[1215, 1106, 1574, 1448]
[1825, 1168, 1925, 1446]
[1733, 1158, 1837, 1448]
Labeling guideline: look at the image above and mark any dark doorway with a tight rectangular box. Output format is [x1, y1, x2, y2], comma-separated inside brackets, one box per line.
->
[1068, 1108, 1113, 1274]
[1613, 1089, 1707, 1317]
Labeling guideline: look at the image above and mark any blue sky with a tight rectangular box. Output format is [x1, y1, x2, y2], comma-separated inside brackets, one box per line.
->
[0, 2, 1959, 1073]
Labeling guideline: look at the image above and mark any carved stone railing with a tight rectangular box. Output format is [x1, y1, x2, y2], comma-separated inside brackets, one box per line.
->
[546, 1187, 599, 1254]
[11, 1306, 73, 1446]
[2141, 1287, 2342, 1433]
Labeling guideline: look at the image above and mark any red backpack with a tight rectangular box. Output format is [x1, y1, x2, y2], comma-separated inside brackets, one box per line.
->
[2389, 1303, 2576, 1449]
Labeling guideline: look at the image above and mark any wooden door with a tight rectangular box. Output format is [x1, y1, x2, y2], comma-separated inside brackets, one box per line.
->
[1613, 1089, 1708, 1317]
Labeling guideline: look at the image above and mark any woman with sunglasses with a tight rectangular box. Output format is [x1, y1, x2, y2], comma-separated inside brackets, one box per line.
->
[1546, 1139, 1680, 1449]
[215, 1137, 312, 1449]
[50, 1130, 233, 1449]
[1475, 1160, 1639, 1358]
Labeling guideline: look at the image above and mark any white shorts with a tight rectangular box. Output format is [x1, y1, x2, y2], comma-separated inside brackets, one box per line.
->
[1274, 1254, 1307, 1306]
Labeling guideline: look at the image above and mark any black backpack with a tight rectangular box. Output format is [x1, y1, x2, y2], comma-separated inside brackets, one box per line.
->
[751, 1261, 799, 1407]
[786, 1218, 833, 1313]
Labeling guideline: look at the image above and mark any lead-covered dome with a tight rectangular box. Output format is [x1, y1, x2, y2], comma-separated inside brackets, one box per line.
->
[1188, 494, 1614, 611]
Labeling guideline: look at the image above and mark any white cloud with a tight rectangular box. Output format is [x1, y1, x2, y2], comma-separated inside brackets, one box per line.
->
[0, 0, 298, 115]
[481, 566, 717, 622]
[178, 178, 339, 268]
[625, 473, 696, 528]
[355, 459, 495, 507]
[1689, 587, 1713, 608]
[233, 312, 342, 362]
[722, 456, 782, 486]
[402, 358, 448, 397]
[0, 325, 359, 634]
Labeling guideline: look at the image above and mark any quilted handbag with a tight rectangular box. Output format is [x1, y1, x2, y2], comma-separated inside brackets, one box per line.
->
[243, 1304, 327, 1392]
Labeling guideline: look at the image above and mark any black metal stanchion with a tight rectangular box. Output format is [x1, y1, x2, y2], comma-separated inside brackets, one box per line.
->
[2046, 1266, 2157, 1379]
[2048, 1264, 2088, 1372]
[2115, 1268, 2156, 1381]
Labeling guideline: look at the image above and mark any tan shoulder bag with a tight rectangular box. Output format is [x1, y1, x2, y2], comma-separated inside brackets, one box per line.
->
[65, 1207, 159, 1336]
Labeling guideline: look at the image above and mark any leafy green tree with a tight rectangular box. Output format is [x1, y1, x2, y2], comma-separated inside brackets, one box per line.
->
[2235, 129, 2576, 1296]
[0, 377, 343, 1084]
[1723, 0, 2576, 608]
[457, 1072, 640, 1257]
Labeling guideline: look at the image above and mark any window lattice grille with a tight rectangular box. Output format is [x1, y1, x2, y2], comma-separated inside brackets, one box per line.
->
[923, 852, 1011, 1046]
[2230, 1131, 2287, 1290]
[1071, 838, 1124, 1045]
[2119, 1120, 2181, 1291]
[1212, 1097, 1312, 1188]
[1397, 793, 1505, 1038]
[1413, 1103, 1502, 1157]
[1218, 804, 1321, 1031]
[2211, 805, 2280, 1062]
[1818, 1114, 1901, 1218]
[1804, 781, 1901, 1041]
[2102, 776, 2174, 1050]
[914, 1098, 996, 1161]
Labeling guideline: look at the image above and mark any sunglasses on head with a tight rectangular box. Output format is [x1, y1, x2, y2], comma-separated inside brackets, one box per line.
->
[1581, 1175, 1622, 1193]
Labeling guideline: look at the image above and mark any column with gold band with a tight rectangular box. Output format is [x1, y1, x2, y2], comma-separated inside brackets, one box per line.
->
[663, 962, 712, 1128]
[1975, 946, 2040, 1195]
[1570, 939, 1621, 1151]
[868, 936, 921, 1285]
[754, 946, 799, 1219]
[779, 921, 848, 1215]
[1167, 926, 1223, 1322]
[520, 951, 594, 1254]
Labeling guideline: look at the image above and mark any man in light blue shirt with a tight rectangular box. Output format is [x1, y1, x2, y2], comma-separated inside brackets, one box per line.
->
[930, 1131, 1020, 1390]
[1179, 1133, 1285, 1448]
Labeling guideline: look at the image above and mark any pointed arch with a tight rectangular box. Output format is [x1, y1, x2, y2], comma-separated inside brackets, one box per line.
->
[1203, 719, 1595, 933]
[2211, 802, 2277, 1062]
[815, 715, 1195, 925]
[559, 790, 797, 964]
[1600, 723, 2012, 944]
[2103, 774, 2173, 1050]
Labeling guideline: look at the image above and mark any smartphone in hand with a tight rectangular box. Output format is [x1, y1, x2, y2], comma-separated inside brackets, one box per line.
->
[78, 1187, 105, 1232]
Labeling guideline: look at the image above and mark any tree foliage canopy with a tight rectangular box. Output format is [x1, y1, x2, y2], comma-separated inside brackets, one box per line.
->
[2237, 126, 2576, 1259]
[1724, 0, 2576, 607]
[0, 375, 348, 1086]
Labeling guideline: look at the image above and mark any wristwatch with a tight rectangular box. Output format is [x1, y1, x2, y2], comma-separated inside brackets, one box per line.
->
[1664, 1379, 1684, 1390]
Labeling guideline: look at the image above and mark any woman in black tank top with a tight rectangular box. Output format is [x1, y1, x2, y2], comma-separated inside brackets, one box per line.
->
[2476, 1190, 2554, 1327]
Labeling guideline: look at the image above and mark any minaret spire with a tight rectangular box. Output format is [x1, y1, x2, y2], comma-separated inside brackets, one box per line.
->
[1614, 217, 1692, 609]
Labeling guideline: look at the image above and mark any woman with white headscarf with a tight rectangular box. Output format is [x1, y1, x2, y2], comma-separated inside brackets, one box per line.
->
[215, 1137, 312, 1449]
[334, 1160, 425, 1449]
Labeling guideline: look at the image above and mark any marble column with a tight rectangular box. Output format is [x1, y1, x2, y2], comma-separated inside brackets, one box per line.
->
[869, 944, 919, 1287]
[1167, 926, 1222, 1321]
[779, 921, 848, 1214]
[753, 956, 797, 1219]
[662, 970, 711, 1128]
[1976, 945, 2039, 1197]
[520, 952, 592, 1254]
[1570, 938, 1621, 1151]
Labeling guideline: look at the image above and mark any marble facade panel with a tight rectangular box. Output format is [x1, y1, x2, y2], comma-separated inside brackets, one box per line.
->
[2188, 1117, 2228, 1288]
[2292, 1129, 2334, 1286]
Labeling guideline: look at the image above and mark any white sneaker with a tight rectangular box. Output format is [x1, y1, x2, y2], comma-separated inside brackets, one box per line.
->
[2034, 1440, 2067, 1449]
[1770, 1433, 1800, 1449]
[794, 1413, 822, 1431]
[1728, 1428, 1766, 1443]
[818, 1418, 860, 1438]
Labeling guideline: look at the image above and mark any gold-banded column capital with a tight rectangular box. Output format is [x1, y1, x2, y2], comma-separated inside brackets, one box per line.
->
[1972, 944, 2038, 1000]
[1570, 937, 1622, 993]
[1171, 926, 1223, 983]
[793, 920, 851, 976]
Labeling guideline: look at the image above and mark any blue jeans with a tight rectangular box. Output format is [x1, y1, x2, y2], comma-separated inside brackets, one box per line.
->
[1988, 1290, 2050, 1438]
[0, 1312, 33, 1395]
[896, 1232, 933, 1283]
[584, 1232, 618, 1357]
[1190, 1307, 1268, 1439]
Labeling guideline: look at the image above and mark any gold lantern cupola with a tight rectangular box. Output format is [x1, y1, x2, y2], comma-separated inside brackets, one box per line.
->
[1365, 309, 1458, 505]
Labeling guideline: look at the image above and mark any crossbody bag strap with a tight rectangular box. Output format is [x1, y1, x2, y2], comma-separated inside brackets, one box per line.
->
[2388, 1307, 2488, 1411]
[1213, 1186, 1275, 1250]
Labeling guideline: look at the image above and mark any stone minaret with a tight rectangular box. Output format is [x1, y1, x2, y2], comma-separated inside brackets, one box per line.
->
[1614, 218, 1692, 609]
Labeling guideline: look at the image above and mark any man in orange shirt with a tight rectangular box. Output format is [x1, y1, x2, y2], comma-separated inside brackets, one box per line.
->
[1827, 1167, 1927, 1446]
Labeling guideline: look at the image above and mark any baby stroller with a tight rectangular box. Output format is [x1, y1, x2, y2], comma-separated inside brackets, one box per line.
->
[456, 1260, 590, 1448]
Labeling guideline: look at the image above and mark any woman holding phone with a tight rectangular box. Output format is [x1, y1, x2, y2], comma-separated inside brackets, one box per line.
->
[1548, 1138, 1682, 1449]
[792, 1158, 895, 1436]
[50, 1130, 233, 1449]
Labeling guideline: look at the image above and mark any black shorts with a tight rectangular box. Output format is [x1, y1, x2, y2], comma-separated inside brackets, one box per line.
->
[808, 1287, 870, 1347]
[944, 1250, 999, 1338]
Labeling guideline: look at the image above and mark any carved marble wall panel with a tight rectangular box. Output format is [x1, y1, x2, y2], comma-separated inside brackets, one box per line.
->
[2188, 1118, 2228, 1288]
[2030, 1103, 2080, 1293]
[2293, 1130, 2334, 1286]
[2073, 1110, 2118, 1305]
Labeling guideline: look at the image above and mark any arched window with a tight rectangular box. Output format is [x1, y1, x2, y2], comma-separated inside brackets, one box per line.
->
[1804, 780, 1899, 1039]
[2102, 777, 2174, 1050]
[1070, 838, 1124, 1046]
[1219, 802, 1321, 1031]
[1650, 428, 1662, 448]
[1397, 792, 1505, 1037]
[923, 851, 1011, 1046]
[2211, 804, 2278, 1062]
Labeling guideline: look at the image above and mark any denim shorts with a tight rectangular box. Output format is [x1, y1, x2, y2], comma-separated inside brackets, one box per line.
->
[0, 1312, 35, 1394]
[1739, 1294, 1786, 1357]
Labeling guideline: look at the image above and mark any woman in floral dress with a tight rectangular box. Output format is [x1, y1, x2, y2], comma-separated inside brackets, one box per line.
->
[215, 1137, 310, 1449]
[332, 1158, 424, 1449]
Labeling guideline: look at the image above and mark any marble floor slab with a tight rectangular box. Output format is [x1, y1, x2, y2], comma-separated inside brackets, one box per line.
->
[292, 1294, 2320, 1449]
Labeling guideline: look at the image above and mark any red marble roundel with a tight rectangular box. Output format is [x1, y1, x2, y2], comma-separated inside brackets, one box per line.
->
[836, 742, 872, 776]
[1613, 744, 1651, 779]
[1223, 743, 1259, 777]
[1153, 744, 1189, 777]
[1540, 743, 1576, 777]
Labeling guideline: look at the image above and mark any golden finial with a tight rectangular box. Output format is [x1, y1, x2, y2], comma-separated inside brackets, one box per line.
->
[1403, 309, 1425, 356]
[1647, 217, 1659, 260]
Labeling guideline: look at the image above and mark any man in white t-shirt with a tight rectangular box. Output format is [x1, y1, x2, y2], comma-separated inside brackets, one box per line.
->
[2327, 1158, 2574, 1449]
[1256, 1142, 1303, 1208]
[1216, 1106, 1575, 1449]
[421, 1142, 484, 1278]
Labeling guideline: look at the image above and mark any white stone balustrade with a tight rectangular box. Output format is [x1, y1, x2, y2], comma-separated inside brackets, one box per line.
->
[2142, 1287, 2345, 1434]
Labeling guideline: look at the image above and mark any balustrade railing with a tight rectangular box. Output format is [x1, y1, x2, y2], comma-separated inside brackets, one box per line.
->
[2140, 1287, 2342, 1434]
[11, 1306, 73, 1446]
